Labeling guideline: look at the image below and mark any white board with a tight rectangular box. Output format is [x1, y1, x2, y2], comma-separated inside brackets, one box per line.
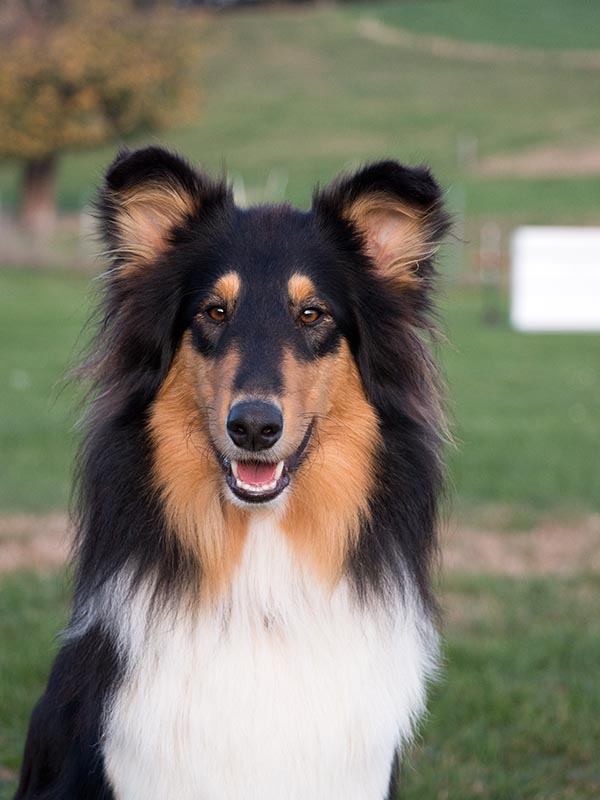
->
[510, 226, 600, 332]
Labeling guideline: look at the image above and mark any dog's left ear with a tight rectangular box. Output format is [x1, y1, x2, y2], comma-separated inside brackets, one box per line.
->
[313, 161, 449, 292]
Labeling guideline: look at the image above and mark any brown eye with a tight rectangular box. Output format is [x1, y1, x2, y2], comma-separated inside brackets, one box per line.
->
[300, 308, 322, 325]
[206, 306, 226, 323]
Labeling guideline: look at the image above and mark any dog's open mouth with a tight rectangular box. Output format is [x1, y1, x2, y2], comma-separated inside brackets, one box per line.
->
[226, 459, 289, 503]
[221, 423, 313, 505]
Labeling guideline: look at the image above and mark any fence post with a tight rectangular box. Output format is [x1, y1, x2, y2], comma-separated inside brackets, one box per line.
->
[480, 222, 502, 324]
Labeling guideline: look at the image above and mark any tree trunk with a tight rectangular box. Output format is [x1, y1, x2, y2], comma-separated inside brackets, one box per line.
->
[20, 155, 58, 238]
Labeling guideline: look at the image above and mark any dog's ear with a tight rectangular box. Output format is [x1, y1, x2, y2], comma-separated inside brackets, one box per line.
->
[97, 146, 230, 271]
[313, 161, 449, 292]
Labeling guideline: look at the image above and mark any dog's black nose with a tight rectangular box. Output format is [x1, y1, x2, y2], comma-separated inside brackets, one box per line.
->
[227, 401, 283, 451]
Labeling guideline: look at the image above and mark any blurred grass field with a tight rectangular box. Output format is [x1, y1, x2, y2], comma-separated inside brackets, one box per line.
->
[1, 2, 599, 798]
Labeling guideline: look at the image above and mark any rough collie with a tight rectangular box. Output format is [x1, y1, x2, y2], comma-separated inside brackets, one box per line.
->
[15, 147, 449, 800]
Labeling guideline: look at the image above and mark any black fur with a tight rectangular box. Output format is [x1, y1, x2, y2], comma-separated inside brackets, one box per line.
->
[15, 147, 449, 798]
[385, 752, 401, 800]
[312, 162, 449, 608]
[15, 628, 120, 799]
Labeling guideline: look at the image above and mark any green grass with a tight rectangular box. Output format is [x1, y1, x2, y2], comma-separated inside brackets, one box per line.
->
[0, 1, 599, 227]
[1, 570, 598, 799]
[0, 271, 89, 511]
[441, 288, 600, 522]
[463, 176, 600, 226]
[1, 269, 599, 522]
[360, 0, 600, 51]
[402, 573, 600, 799]
[0, 572, 69, 798]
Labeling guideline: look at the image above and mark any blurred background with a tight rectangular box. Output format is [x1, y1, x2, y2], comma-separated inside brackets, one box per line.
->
[0, 1, 599, 797]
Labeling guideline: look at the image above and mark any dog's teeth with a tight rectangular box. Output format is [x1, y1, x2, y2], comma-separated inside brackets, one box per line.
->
[234, 477, 277, 495]
[275, 461, 284, 480]
[231, 461, 239, 479]
[237, 480, 262, 493]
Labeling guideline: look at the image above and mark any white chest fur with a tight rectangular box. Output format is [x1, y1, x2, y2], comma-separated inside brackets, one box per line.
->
[100, 518, 437, 800]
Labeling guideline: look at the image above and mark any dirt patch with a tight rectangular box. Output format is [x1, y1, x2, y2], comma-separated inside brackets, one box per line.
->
[357, 18, 600, 71]
[476, 143, 600, 178]
[442, 514, 600, 576]
[1, 512, 599, 577]
[0, 513, 70, 574]
[0, 767, 17, 782]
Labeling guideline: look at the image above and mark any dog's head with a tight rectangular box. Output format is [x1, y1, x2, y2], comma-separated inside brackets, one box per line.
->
[94, 147, 448, 590]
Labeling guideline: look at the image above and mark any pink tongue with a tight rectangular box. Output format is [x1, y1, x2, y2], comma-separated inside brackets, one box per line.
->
[237, 462, 278, 486]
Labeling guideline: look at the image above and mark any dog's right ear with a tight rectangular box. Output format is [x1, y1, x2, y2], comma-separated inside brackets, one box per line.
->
[97, 147, 230, 271]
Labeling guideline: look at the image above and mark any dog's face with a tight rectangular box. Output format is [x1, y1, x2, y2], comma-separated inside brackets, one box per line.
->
[97, 148, 446, 588]
[183, 206, 368, 507]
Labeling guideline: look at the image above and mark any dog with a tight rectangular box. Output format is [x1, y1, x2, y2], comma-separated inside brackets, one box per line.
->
[15, 147, 449, 800]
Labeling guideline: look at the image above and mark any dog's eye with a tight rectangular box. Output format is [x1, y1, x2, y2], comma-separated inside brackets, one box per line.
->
[300, 308, 322, 326]
[206, 306, 227, 323]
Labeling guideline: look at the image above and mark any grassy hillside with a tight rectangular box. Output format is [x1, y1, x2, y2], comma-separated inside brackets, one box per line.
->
[0, 1, 598, 230]
[361, 0, 600, 50]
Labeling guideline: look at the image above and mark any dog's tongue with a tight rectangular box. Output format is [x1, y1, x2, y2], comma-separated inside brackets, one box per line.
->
[237, 462, 277, 486]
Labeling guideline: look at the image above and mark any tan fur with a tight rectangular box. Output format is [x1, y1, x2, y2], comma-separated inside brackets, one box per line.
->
[346, 193, 438, 290]
[288, 274, 317, 306]
[195, 344, 242, 452]
[149, 336, 248, 598]
[280, 341, 380, 585]
[213, 272, 242, 308]
[113, 182, 196, 268]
